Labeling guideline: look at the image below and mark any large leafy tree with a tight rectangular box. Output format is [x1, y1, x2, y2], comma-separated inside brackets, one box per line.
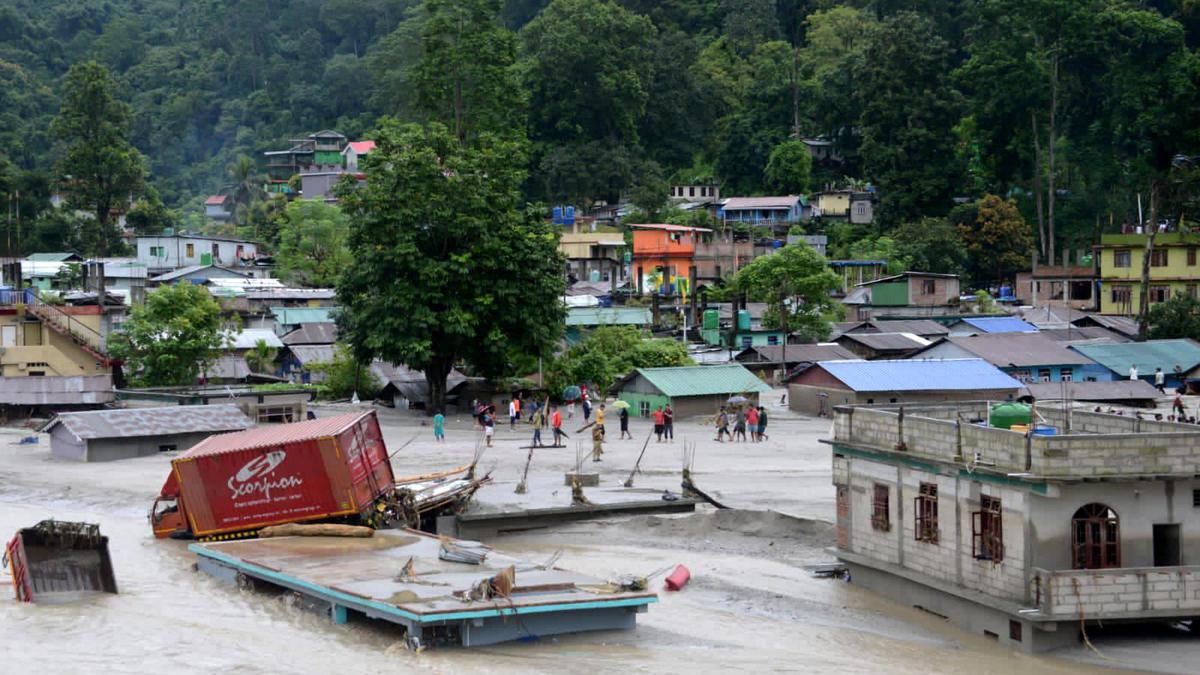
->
[893, 217, 968, 277]
[848, 12, 962, 224]
[731, 242, 841, 341]
[108, 283, 228, 387]
[1148, 293, 1200, 341]
[546, 325, 692, 396]
[276, 200, 352, 288]
[337, 121, 566, 411]
[764, 140, 813, 195]
[51, 61, 144, 256]
[415, 0, 524, 144]
[955, 194, 1035, 287]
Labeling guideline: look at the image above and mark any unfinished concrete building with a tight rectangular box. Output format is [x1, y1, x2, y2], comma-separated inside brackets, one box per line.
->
[827, 403, 1200, 652]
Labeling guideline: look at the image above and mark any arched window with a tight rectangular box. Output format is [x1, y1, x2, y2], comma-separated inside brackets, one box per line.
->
[1072, 503, 1120, 569]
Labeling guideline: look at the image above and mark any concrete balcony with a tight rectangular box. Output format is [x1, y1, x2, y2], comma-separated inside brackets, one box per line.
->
[1032, 566, 1200, 619]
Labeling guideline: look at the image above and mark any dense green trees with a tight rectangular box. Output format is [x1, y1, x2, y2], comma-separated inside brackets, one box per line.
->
[337, 121, 566, 411]
[51, 61, 145, 256]
[545, 325, 692, 396]
[0, 0, 1195, 278]
[731, 243, 841, 340]
[108, 283, 227, 386]
[275, 200, 351, 288]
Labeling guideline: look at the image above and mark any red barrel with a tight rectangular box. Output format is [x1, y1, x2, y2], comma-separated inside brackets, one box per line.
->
[664, 564, 690, 591]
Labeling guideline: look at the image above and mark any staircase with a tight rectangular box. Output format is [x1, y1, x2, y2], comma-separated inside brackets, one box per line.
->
[23, 297, 111, 366]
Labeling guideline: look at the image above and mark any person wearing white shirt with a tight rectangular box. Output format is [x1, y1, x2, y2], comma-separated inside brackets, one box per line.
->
[1129, 364, 1139, 381]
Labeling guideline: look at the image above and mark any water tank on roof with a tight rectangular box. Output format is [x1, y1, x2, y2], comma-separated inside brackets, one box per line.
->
[703, 309, 719, 330]
[736, 310, 751, 331]
[552, 206, 563, 224]
[565, 206, 575, 225]
[989, 402, 1032, 430]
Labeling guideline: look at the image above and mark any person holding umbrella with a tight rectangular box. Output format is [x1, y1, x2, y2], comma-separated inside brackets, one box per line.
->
[612, 400, 633, 439]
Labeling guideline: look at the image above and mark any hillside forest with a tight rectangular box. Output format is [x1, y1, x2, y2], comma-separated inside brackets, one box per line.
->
[1, 0, 1199, 286]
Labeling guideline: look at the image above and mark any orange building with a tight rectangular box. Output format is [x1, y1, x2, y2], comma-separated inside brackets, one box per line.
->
[630, 224, 700, 294]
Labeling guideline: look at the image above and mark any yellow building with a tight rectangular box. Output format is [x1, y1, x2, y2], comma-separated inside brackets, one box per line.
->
[558, 224, 628, 285]
[0, 301, 111, 377]
[1097, 232, 1200, 315]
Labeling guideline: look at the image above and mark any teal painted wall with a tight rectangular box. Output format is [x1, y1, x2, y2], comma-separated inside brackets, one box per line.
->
[618, 391, 670, 417]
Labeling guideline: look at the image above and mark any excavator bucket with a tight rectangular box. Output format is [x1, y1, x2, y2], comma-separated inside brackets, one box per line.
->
[4, 520, 117, 602]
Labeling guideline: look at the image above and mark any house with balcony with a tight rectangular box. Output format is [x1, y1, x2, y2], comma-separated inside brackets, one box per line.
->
[1097, 230, 1200, 315]
[263, 130, 349, 197]
[828, 402, 1200, 652]
[558, 221, 627, 287]
[719, 196, 805, 230]
[0, 287, 115, 415]
[204, 195, 233, 223]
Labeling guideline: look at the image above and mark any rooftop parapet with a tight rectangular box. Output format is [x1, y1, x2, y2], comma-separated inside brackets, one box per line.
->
[829, 403, 1200, 480]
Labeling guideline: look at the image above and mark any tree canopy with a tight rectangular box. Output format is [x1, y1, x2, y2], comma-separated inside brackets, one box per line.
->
[108, 282, 227, 387]
[275, 200, 352, 288]
[731, 242, 841, 340]
[336, 121, 566, 410]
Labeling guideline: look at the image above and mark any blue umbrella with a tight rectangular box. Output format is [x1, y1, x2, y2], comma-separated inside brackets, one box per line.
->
[562, 385, 582, 401]
[727, 395, 749, 405]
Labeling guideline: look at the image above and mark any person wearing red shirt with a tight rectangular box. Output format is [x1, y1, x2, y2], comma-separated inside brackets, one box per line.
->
[747, 406, 760, 442]
[653, 406, 665, 442]
[551, 406, 563, 446]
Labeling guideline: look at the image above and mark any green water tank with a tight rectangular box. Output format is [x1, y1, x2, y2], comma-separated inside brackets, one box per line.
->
[989, 402, 1032, 430]
[736, 309, 751, 331]
[703, 309, 719, 330]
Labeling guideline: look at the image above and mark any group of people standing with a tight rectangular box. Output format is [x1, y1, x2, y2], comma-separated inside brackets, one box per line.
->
[650, 405, 675, 442]
[713, 405, 768, 443]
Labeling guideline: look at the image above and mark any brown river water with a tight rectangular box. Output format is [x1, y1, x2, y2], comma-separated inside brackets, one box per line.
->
[0, 415, 1189, 674]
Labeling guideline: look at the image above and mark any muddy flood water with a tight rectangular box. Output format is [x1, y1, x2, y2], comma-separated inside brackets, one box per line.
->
[0, 408, 1194, 673]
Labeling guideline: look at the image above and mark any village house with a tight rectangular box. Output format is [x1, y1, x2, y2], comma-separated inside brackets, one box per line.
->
[42, 404, 253, 462]
[557, 221, 628, 287]
[612, 363, 771, 418]
[907, 333, 1112, 384]
[564, 306, 652, 345]
[812, 189, 875, 225]
[668, 183, 720, 204]
[263, 130, 348, 197]
[1096, 230, 1200, 315]
[1014, 249, 1097, 311]
[204, 195, 233, 223]
[719, 196, 806, 229]
[842, 272, 961, 320]
[136, 233, 260, 274]
[833, 319, 950, 342]
[829, 402, 1200, 652]
[788, 359, 1022, 416]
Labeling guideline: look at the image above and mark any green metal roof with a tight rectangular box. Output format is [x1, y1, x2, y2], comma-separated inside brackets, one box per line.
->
[627, 364, 772, 397]
[1069, 339, 1200, 374]
[565, 307, 652, 326]
[270, 307, 337, 325]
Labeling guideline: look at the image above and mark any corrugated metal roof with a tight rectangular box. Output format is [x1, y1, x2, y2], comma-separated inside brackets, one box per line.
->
[858, 319, 949, 336]
[281, 323, 338, 345]
[1076, 314, 1139, 337]
[1070, 339, 1200, 374]
[180, 411, 372, 458]
[290, 345, 336, 365]
[230, 329, 284, 350]
[721, 196, 800, 210]
[565, 307, 652, 326]
[857, 271, 959, 286]
[959, 317, 1038, 333]
[201, 355, 251, 381]
[26, 252, 81, 262]
[815, 358, 1022, 392]
[271, 307, 337, 325]
[43, 404, 253, 440]
[737, 344, 861, 363]
[1024, 380, 1161, 402]
[629, 364, 771, 397]
[152, 265, 251, 282]
[1039, 326, 1129, 343]
[837, 332, 930, 351]
[921, 334, 1097, 367]
[0, 375, 114, 405]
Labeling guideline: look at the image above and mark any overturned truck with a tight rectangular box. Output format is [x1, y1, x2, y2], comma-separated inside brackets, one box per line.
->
[5, 520, 118, 602]
[151, 410, 484, 540]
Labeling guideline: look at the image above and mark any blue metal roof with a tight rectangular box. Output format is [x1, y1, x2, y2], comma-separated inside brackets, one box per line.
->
[816, 358, 1022, 392]
[960, 317, 1038, 333]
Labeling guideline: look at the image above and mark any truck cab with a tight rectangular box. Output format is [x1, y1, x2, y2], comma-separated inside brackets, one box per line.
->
[150, 473, 187, 539]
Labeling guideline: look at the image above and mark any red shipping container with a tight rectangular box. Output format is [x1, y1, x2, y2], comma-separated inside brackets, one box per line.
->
[152, 411, 394, 539]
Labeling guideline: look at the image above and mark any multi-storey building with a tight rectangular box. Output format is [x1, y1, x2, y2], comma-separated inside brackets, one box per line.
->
[830, 402, 1200, 652]
[1097, 231, 1200, 314]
